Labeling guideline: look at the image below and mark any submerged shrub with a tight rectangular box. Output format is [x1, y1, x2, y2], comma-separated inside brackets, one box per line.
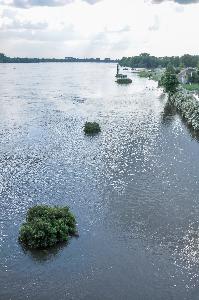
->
[19, 205, 77, 249]
[116, 78, 132, 84]
[84, 122, 101, 135]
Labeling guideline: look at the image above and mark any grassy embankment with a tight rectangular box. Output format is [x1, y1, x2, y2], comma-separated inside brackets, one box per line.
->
[139, 69, 199, 93]
[182, 84, 199, 92]
[138, 69, 199, 130]
[138, 69, 164, 82]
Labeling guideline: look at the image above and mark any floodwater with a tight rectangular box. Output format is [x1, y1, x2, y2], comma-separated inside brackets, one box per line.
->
[1, 63, 199, 300]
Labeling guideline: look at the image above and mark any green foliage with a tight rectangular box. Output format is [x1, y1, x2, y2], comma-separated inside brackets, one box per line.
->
[166, 63, 175, 73]
[170, 90, 199, 130]
[116, 78, 132, 84]
[120, 54, 159, 69]
[19, 205, 77, 249]
[120, 53, 199, 69]
[182, 84, 199, 91]
[84, 122, 101, 135]
[179, 62, 185, 70]
[0, 53, 116, 64]
[151, 69, 165, 82]
[138, 70, 152, 78]
[137, 69, 164, 82]
[116, 74, 127, 78]
[160, 67, 179, 96]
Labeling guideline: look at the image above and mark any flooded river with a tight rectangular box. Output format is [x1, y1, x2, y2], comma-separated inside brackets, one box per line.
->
[1, 63, 199, 300]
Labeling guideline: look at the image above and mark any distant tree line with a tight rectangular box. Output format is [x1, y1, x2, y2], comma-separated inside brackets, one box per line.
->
[0, 53, 117, 63]
[120, 53, 199, 69]
[0, 53, 64, 63]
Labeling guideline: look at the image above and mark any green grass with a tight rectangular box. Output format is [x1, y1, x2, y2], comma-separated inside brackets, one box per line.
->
[150, 71, 164, 82]
[138, 69, 164, 82]
[182, 84, 199, 92]
[138, 70, 151, 78]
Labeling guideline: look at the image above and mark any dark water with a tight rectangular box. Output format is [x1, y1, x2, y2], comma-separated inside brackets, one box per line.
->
[1, 63, 199, 300]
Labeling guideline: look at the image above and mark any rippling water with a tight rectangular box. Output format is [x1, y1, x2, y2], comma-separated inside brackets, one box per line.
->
[1, 63, 199, 300]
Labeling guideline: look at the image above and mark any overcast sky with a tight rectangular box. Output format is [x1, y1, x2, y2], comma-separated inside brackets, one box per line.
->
[0, 0, 199, 58]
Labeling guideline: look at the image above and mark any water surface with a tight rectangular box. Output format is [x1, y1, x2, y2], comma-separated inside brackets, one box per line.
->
[1, 63, 199, 300]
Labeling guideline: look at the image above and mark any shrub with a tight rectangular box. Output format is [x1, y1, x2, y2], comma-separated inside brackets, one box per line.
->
[116, 78, 132, 84]
[170, 89, 199, 130]
[84, 122, 101, 135]
[19, 205, 77, 249]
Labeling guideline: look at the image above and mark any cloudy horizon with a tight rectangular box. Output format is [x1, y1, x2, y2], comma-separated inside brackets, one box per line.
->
[0, 0, 199, 59]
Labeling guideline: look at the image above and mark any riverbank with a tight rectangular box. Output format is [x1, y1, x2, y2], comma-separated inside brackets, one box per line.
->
[169, 88, 199, 130]
[138, 68, 164, 81]
[137, 69, 199, 131]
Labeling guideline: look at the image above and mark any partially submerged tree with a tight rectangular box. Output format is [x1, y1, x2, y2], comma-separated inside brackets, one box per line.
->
[84, 122, 101, 135]
[19, 205, 77, 249]
[159, 65, 179, 98]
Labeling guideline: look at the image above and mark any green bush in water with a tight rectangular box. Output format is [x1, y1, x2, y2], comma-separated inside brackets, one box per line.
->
[19, 205, 77, 249]
[84, 122, 101, 135]
[116, 78, 132, 84]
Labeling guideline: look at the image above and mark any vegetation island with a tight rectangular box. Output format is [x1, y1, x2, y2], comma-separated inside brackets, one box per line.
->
[19, 205, 77, 249]
[84, 122, 101, 135]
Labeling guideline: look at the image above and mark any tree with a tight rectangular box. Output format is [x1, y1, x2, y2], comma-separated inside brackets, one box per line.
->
[19, 205, 77, 249]
[119, 54, 199, 69]
[160, 66, 179, 97]
[166, 63, 175, 73]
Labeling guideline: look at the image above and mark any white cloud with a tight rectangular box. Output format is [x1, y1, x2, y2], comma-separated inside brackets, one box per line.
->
[0, 0, 199, 58]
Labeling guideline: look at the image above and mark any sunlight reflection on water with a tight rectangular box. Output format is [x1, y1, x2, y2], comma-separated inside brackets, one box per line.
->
[1, 63, 199, 299]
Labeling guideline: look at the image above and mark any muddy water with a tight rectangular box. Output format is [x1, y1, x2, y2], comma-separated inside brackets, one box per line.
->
[1, 63, 199, 300]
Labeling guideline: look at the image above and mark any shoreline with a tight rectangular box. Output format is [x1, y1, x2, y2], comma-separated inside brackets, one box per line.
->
[169, 88, 199, 131]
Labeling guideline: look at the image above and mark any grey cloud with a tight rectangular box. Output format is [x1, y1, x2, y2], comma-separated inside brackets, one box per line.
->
[0, 0, 73, 8]
[0, 0, 102, 8]
[152, 0, 199, 4]
[82, 0, 101, 3]
[0, 22, 79, 42]
[0, 10, 48, 30]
